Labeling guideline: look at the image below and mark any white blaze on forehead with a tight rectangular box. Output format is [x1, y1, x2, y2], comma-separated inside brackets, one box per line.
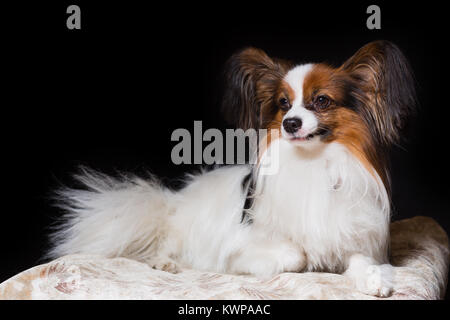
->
[283, 64, 318, 136]
[284, 63, 314, 103]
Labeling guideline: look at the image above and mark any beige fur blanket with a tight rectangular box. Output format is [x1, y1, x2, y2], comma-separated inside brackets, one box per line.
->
[0, 216, 448, 300]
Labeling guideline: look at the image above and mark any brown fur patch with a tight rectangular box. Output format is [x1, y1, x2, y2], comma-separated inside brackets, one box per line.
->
[302, 63, 356, 109]
[276, 80, 296, 105]
[303, 64, 338, 102]
[319, 108, 386, 184]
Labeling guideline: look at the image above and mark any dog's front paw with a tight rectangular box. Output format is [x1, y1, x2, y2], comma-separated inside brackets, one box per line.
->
[363, 264, 394, 297]
[228, 240, 306, 279]
[150, 257, 181, 274]
[256, 243, 306, 279]
[280, 245, 306, 273]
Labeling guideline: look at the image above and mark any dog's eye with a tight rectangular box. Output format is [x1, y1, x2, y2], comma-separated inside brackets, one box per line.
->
[315, 95, 331, 110]
[279, 97, 290, 111]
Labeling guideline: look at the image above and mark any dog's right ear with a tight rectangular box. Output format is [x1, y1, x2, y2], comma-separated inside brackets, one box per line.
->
[221, 48, 291, 130]
[339, 41, 418, 146]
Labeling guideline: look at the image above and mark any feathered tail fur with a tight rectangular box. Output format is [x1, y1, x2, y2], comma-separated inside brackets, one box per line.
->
[47, 168, 174, 262]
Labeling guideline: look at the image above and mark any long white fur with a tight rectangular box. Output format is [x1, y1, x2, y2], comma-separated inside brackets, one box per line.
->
[48, 169, 174, 262]
[48, 139, 392, 295]
[250, 138, 390, 273]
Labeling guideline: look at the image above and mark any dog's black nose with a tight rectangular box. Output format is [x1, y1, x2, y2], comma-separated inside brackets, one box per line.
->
[283, 118, 302, 133]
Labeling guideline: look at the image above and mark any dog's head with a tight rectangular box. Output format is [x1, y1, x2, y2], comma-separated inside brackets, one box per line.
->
[222, 41, 417, 185]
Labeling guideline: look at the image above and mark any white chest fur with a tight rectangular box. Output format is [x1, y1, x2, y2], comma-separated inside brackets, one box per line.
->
[251, 138, 390, 272]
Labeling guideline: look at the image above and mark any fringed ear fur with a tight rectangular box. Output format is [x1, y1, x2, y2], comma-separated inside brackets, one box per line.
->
[340, 40, 418, 146]
[221, 48, 291, 130]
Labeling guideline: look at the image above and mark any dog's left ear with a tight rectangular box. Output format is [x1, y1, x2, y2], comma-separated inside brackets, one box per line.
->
[221, 48, 291, 130]
[340, 40, 418, 145]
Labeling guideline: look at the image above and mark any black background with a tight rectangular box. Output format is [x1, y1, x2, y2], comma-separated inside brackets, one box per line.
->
[2, 1, 449, 298]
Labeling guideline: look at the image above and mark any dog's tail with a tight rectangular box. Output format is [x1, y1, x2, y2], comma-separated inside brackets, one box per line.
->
[46, 167, 174, 262]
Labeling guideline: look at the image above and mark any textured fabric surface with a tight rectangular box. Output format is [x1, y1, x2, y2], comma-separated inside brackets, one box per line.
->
[1, 216, 448, 300]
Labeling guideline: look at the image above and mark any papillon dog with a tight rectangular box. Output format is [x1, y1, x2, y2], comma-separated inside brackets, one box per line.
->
[48, 41, 417, 297]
